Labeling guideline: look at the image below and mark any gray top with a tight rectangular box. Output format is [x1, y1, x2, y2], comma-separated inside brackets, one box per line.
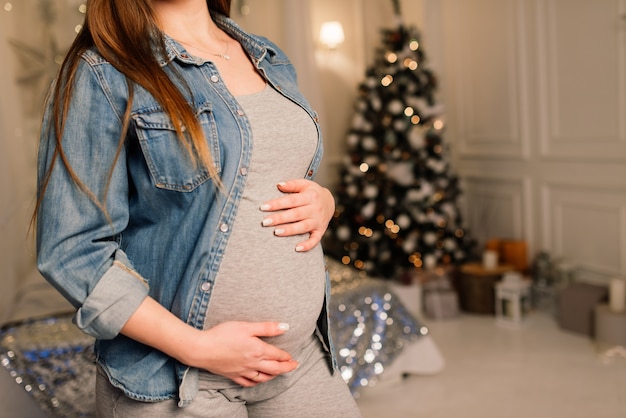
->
[203, 85, 326, 374]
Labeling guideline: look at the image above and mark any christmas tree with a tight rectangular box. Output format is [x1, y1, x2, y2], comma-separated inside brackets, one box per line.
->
[324, 1, 475, 279]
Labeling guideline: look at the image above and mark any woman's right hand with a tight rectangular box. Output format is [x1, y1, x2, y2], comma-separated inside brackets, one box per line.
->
[121, 297, 298, 387]
[183, 321, 299, 387]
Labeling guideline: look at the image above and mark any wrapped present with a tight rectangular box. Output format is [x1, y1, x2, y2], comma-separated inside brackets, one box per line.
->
[424, 290, 459, 320]
[421, 274, 459, 320]
[558, 282, 608, 336]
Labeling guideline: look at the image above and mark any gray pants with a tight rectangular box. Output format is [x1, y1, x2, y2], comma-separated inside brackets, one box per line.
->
[96, 337, 362, 418]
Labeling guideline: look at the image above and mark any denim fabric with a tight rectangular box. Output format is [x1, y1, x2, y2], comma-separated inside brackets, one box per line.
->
[36, 15, 335, 405]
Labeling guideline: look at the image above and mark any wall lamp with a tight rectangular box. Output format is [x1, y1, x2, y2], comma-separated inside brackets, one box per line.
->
[319, 21, 345, 49]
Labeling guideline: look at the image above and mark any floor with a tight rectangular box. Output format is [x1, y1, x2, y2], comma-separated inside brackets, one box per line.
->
[355, 313, 626, 418]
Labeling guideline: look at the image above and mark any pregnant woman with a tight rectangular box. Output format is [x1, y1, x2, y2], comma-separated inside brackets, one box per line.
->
[35, 0, 361, 416]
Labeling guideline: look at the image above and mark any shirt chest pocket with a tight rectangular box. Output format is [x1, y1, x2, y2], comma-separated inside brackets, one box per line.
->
[132, 103, 221, 192]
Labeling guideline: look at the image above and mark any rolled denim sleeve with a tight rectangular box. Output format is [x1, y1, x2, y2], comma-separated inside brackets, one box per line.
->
[73, 255, 148, 340]
[36, 55, 148, 340]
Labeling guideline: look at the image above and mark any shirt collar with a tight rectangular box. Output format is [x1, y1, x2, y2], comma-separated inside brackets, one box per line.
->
[156, 14, 276, 67]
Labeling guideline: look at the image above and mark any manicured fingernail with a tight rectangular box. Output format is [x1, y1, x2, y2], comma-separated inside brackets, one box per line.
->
[259, 204, 271, 211]
[277, 182, 287, 187]
[278, 323, 290, 331]
[274, 228, 285, 235]
[262, 218, 273, 226]
[295, 245, 305, 252]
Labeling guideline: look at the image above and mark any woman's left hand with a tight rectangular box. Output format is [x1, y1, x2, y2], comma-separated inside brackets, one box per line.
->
[260, 179, 335, 252]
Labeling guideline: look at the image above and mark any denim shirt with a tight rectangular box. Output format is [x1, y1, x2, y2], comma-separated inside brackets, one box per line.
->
[36, 15, 335, 406]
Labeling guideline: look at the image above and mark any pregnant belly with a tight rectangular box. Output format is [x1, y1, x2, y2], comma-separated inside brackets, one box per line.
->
[203, 217, 326, 356]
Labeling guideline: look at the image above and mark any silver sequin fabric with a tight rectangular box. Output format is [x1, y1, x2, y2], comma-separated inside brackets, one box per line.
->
[0, 316, 95, 417]
[327, 258, 427, 396]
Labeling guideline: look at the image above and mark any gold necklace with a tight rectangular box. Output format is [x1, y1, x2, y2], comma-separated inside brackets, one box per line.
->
[213, 41, 230, 60]
[178, 39, 231, 60]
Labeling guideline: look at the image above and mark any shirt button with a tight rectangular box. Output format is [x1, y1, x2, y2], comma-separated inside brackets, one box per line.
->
[201, 282, 211, 292]
[240, 167, 248, 176]
[220, 223, 229, 232]
[210, 75, 219, 83]
[308, 169, 315, 177]
[236, 109, 245, 116]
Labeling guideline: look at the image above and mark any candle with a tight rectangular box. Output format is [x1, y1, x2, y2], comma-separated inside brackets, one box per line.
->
[482, 250, 498, 270]
[609, 278, 626, 312]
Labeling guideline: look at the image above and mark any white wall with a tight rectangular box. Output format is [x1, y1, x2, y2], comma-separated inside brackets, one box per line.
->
[0, 3, 33, 323]
[434, 0, 626, 283]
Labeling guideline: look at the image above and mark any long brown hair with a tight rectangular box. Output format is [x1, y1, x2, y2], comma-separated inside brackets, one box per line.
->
[36, 0, 231, 219]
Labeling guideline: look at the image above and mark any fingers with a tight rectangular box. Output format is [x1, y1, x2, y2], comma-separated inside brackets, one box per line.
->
[265, 216, 324, 252]
[268, 216, 316, 238]
[293, 230, 324, 253]
[236, 371, 265, 388]
[262, 205, 309, 227]
[275, 179, 308, 193]
[260, 187, 322, 231]
[199, 321, 300, 387]
[261, 191, 311, 214]
[236, 364, 298, 387]
[245, 322, 295, 362]
[232, 357, 298, 388]
[248, 321, 291, 338]
[233, 355, 299, 387]
[245, 370, 280, 385]
[259, 180, 333, 252]
[257, 359, 299, 379]
[261, 180, 321, 212]
[244, 324, 300, 376]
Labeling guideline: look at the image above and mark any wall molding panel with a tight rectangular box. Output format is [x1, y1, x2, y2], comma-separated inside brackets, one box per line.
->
[541, 182, 626, 278]
[535, 0, 626, 161]
[445, 0, 530, 160]
[462, 175, 533, 249]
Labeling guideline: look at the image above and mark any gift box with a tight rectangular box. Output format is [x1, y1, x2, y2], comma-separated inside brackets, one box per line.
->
[422, 275, 459, 320]
[595, 304, 626, 346]
[557, 282, 608, 336]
